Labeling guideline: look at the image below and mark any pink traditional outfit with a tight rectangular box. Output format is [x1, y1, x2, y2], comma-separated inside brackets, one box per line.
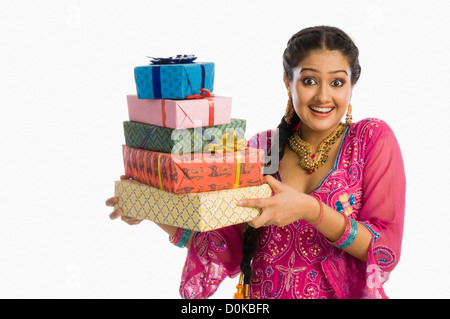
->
[178, 118, 406, 299]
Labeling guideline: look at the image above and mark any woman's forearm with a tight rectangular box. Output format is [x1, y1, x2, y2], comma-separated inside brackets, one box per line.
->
[306, 199, 371, 262]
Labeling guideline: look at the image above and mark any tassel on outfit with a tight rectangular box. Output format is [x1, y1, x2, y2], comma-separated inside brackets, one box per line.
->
[234, 272, 250, 299]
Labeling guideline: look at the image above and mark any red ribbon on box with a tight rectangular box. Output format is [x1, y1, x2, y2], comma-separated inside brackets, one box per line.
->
[186, 88, 215, 126]
[185, 88, 214, 99]
[208, 98, 214, 126]
[161, 100, 167, 127]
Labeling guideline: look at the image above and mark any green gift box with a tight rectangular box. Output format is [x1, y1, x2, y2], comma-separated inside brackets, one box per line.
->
[123, 119, 246, 154]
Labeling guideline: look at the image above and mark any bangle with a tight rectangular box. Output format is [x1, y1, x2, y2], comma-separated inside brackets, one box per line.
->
[169, 227, 183, 244]
[328, 215, 352, 246]
[338, 217, 358, 249]
[327, 215, 358, 249]
[311, 197, 324, 227]
[177, 229, 193, 248]
[169, 228, 192, 248]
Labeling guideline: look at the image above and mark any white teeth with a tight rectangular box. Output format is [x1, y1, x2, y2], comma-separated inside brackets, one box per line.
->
[310, 106, 333, 113]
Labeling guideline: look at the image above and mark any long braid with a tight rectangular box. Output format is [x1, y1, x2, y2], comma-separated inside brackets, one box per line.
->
[239, 112, 299, 288]
[240, 225, 259, 286]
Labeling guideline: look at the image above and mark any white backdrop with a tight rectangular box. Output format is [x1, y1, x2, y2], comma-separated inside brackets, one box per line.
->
[1, 0, 449, 299]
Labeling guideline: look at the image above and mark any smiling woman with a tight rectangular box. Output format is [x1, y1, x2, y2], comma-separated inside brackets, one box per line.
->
[176, 26, 405, 299]
[105, 25, 406, 300]
[285, 50, 352, 174]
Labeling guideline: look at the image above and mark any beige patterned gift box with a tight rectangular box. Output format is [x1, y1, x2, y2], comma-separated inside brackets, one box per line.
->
[114, 179, 272, 232]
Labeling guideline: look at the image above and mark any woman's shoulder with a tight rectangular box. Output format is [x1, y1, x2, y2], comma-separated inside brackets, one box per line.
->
[348, 118, 400, 155]
[247, 129, 277, 150]
[350, 118, 396, 140]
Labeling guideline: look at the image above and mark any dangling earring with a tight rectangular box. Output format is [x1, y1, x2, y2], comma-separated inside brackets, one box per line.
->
[284, 92, 294, 124]
[345, 103, 352, 125]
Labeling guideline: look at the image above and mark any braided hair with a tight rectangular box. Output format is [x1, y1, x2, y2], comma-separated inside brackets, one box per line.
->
[239, 25, 362, 290]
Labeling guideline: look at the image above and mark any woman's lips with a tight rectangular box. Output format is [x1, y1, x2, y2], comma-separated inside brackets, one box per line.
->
[309, 105, 335, 117]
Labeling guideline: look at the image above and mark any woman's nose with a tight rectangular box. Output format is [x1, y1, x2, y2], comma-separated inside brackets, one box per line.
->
[315, 83, 331, 103]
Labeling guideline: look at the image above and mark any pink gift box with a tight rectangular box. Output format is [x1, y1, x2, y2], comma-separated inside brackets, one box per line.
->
[127, 95, 232, 129]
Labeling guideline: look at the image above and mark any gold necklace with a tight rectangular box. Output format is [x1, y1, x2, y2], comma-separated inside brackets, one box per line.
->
[288, 123, 348, 174]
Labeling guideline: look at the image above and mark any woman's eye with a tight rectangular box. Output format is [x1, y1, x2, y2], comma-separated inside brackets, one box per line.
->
[331, 79, 344, 87]
[303, 78, 317, 85]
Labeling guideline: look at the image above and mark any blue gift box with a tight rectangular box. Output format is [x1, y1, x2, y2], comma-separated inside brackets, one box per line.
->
[134, 62, 215, 99]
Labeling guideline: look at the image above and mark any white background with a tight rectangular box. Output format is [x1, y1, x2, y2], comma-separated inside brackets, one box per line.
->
[1, 0, 449, 299]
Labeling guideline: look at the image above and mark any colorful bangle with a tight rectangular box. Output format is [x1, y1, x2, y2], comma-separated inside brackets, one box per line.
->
[329, 215, 352, 246]
[336, 218, 358, 249]
[177, 228, 193, 248]
[169, 228, 192, 248]
[327, 215, 358, 249]
[169, 227, 183, 244]
[311, 197, 324, 227]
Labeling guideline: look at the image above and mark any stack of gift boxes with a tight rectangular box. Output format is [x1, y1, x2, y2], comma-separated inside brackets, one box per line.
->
[114, 55, 271, 232]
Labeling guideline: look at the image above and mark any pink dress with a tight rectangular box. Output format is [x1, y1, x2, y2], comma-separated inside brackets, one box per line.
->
[179, 118, 406, 299]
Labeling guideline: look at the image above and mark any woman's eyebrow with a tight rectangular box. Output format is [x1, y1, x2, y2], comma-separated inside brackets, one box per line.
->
[300, 68, 348, 75]
[329, 70, 348, 75]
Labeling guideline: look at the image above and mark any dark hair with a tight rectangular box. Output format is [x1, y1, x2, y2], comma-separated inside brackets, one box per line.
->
[239, 26, 361, 289]
[283, 26, 361, 84]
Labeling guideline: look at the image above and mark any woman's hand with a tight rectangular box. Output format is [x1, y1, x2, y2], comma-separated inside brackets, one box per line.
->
[106, 175, 143, 226]
[236, 175, 318, 228]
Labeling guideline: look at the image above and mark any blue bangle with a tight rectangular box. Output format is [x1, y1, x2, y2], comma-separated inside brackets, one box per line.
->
[335, 218, 358, 249]
[176, 229, 193, 248]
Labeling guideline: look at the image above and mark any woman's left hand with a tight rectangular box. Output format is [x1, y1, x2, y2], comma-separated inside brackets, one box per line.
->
[236, 175, 317, 228]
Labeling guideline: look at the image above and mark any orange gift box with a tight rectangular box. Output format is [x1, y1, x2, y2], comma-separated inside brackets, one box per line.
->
[122, 144, 264, 194]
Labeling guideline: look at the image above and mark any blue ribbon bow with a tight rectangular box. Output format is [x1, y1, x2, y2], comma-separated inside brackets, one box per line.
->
[147, 55, 197, 65]
[146, 55, 205, 99]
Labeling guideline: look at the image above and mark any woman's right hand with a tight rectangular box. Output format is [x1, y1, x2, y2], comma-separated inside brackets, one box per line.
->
[106, 175, 143, 226]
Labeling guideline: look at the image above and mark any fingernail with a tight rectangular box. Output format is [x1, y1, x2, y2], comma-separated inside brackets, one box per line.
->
[236, 200, 244, 206]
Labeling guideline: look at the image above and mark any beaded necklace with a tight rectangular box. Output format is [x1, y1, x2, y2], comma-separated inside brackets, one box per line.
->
[288, 123, 348, 174]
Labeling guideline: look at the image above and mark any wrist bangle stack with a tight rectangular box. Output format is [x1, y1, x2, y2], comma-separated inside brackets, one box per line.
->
[169, 228, 192, 248]
[327, 215, 358, 249]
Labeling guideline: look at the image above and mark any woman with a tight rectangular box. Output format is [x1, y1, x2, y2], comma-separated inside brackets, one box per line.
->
[107, 26, 406, 299]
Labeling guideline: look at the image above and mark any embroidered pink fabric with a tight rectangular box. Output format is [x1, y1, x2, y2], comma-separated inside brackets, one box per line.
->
[179, 118, 406, 299]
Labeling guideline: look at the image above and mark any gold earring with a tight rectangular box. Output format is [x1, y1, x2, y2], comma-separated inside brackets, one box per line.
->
[345, 103, 352, 125]
[285, 93, 294, 124]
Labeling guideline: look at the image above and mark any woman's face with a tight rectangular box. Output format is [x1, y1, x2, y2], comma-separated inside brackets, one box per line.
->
[286, 49, 353, 135]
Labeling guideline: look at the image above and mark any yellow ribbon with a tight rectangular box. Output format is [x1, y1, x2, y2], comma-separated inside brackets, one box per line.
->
[203, 130, 247, 153]
[204, 131, 247, 189]
[234, 153, 242, 189]
[157, 153, 163, 190]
